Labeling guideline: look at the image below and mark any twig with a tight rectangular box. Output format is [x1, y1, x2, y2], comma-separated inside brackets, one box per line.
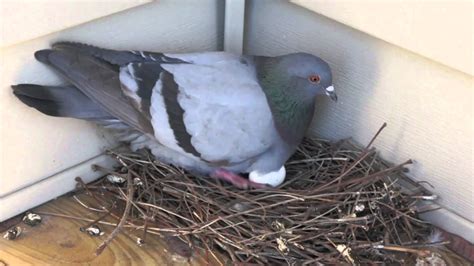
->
[95, 172, 135, 256]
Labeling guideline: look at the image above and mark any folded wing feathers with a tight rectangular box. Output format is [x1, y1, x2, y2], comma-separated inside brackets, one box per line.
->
[160, 70, 202, 158]
[39, 48, 154, 135]
[117, 57, 204, 160]
[53, 42, 186, 66]
[122, 63, 164, 115]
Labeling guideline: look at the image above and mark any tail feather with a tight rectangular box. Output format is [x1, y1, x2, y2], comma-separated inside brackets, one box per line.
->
[12, 84, 112, 120]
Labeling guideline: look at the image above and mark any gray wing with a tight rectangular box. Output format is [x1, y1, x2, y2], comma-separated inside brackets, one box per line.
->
[120, 52, 277, 166]
[33, 42, 184, 135]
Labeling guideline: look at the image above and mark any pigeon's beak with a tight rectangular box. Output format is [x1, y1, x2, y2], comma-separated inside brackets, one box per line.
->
[325, 85, 337, 102]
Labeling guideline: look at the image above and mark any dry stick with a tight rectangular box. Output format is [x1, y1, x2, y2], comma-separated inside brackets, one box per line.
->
[72, 195, 106, 212]
[347, 160, 413, 189]
[315, 159, 413, 194]
[141, 217, 149, 244]
[34, 211, 137, 228]
[80, 208, 114, 232]
[373, 244, 431, 257]
[314, 148, 375, 192]
[365, 122, 387, 150]
[318, 123, 387, 192]
[375, 200, 429, 224]
[202, 239, 225, 266]
[75, 177, 116, 213]
[95, 172, 135, 256]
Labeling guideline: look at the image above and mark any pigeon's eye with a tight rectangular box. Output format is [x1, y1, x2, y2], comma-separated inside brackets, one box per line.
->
[308, 75, 321, 84]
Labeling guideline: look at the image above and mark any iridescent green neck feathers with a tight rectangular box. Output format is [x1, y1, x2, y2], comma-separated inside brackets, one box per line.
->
[255, 56, 316, 146]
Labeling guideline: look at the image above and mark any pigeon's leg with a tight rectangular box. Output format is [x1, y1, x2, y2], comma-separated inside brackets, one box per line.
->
[210, 169, 267, 189]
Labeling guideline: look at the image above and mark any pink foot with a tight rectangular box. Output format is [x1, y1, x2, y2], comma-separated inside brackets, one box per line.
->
[210, 169, 267, 189]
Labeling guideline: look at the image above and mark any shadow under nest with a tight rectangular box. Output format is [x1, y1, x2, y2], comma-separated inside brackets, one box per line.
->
[70, 124, 445, 265]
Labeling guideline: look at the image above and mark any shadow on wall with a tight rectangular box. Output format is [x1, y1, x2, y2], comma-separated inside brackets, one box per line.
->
[215, 0, 226, 50]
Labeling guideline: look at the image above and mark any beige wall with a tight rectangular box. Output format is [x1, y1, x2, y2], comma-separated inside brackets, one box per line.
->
[0, 0, 151, 48]
[291, 0, 473, 76]
[245, 0, 473, 239]
[0, 0, 224, 221]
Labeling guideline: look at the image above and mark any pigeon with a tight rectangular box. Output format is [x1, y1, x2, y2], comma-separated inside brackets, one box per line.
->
[12, 42, 337, 188]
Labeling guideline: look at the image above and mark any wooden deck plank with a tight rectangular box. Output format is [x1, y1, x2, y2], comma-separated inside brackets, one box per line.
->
[2, 189, 470, 265]
[0, 195, 223, 265]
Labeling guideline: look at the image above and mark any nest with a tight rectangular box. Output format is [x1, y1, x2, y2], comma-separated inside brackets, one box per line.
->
[60, 124, 444, 264]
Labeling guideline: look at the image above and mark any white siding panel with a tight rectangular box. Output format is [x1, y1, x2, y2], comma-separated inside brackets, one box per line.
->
[245, 0, 473, 234]
[291, 0, 473, 76]
[1, 0, 151, 48]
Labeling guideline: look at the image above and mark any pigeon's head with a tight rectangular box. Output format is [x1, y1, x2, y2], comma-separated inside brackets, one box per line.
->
[276, 53, 337, 102]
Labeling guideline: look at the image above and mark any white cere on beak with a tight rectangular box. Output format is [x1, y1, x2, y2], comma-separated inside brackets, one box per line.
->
[325, 85, 338, 102]
[249, 166, 286, 187]
[325, 85, 334, 94]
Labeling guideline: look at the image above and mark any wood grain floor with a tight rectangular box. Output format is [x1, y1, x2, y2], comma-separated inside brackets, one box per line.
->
[0, 195, 223, 265]
[1, 193, 471, 265]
